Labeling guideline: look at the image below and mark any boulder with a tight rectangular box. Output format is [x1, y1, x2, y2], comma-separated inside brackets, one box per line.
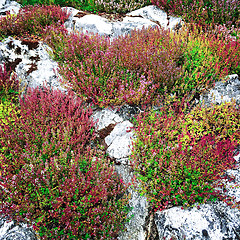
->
[198, 74, 240, 109]
[0, 0, 21, 16]
[0, 216, 39, 240]
[0, 1, 240, 240]
[62, 4, 183, 42]
[155, 201, 240, 240]
[0, 37, 72, 100]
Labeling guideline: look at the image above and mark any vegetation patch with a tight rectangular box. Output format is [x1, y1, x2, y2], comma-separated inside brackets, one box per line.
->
[130, 100, 239, 212]
[0, 85, 131, 239]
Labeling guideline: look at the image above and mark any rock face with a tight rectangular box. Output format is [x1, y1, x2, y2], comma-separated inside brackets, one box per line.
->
[62, 5, 183, 42]
[0, 0, 21, 15]
[155, 201, 240, 240]
[0, 1, 240, 240]
[0, 216, 39, 240]
[0, 37, 72, 101]
[199, 74, 240, 109]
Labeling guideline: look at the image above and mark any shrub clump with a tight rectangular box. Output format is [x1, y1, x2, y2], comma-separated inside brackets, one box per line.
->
[44, 22, 239, 109]
[44, 25, 188, 107]
[151, 0, 239, 35]
[16, 0, 153, 14]
[0, 85, 131, 239]
[130, 99, 239, 212]
[0, 4, 70, 40]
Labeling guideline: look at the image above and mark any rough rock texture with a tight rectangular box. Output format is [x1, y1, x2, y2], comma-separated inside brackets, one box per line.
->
[62, 5, 183, 42]
[0, 216, 39, 240]
[0, 1, 240, 240]
[0, 0, 21, 15]
[198, 74, 240, 109]
[155, 201, 240, 240]
[0, 37, 72, 100]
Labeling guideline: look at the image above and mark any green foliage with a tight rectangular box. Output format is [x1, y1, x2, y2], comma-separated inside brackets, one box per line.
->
[15, 0, 152, 14]
[0, 93, 21, 126]
[151, 0, 240, 34]
[0, 4, 70, 40]
[131, 100, 239, 211]
[180, 102, 240, 146]
[0, 86, 131, 239]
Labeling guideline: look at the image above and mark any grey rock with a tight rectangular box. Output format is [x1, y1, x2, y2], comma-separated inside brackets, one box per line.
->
[125, 5, 183, 31]
[115, 164, 149, 240]
[0, 0, 21, 16]
[110, 16, 159, 40]
[62, 4, 183, 42]
[198, 74, 240, 109]
[105, 120, 133, 146]
[0, 37, 72, 100]
[91, 107, 124, 131]
[0, 0, 6, 9]
[0, 216, 39, 240]
[154, 201, 240, 240]
[107, 131, 135, 159]
[115, 104, 143, 121]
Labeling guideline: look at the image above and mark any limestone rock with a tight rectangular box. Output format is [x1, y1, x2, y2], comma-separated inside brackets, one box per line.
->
[125, 5, 183, 31]
[0, 37, 72, 100]
[62, 4, 183, 42]
[155, 201, 240, 240]
[0, 0, 21, 16]
[0, 216, 39, 240]
[198, 74, 240, 109]
[105, 120, 133, 146]
[115, 164, 149, 240]
[91, 107, 124, 131]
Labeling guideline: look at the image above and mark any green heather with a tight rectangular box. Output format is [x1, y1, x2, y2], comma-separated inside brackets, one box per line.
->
[0, 0, 239, 239]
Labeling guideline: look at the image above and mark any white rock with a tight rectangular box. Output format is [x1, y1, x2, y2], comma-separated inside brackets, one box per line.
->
[91, 108, 124, 130]
[126, 5, 183, 30]
[105, 120, 133, 146]
[107, 132, 135, 159]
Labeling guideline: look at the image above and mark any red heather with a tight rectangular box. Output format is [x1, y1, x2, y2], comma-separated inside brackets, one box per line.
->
[0, 85, 130, 239]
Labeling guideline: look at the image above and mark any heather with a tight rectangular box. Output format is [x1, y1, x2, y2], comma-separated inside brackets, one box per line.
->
[152, 0, 239, 38]
[0, 84, 131, 239]
[41, 21, 240, 107]
[15, 0, 153, 14]
[0, 0, 239, 239]
[130, 98, 239, 211]
[0, 4, 70, 41]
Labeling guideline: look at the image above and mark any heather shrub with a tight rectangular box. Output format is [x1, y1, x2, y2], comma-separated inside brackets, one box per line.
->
[42, 24, 109, 68]
[43, 22, 238, 108]
[79, 0, 152, 14]
[130, 100, 239, 211]
[0, 63, 20, 99]
[179, 102, 240, 146]
[109, 26, 187, 99]
[0, 63, 23, 130]
[151, 0, 240, 34]
[0, 85, 131, 239]
[166, 22, 240, 104]
[185, 23, 240, 75]
[201, 32, 240, 78]
[148, 99, 240, 150]
[45, 25, 188, 107]
[0, 4, 70, 40]
[15, 0, 152, 14]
